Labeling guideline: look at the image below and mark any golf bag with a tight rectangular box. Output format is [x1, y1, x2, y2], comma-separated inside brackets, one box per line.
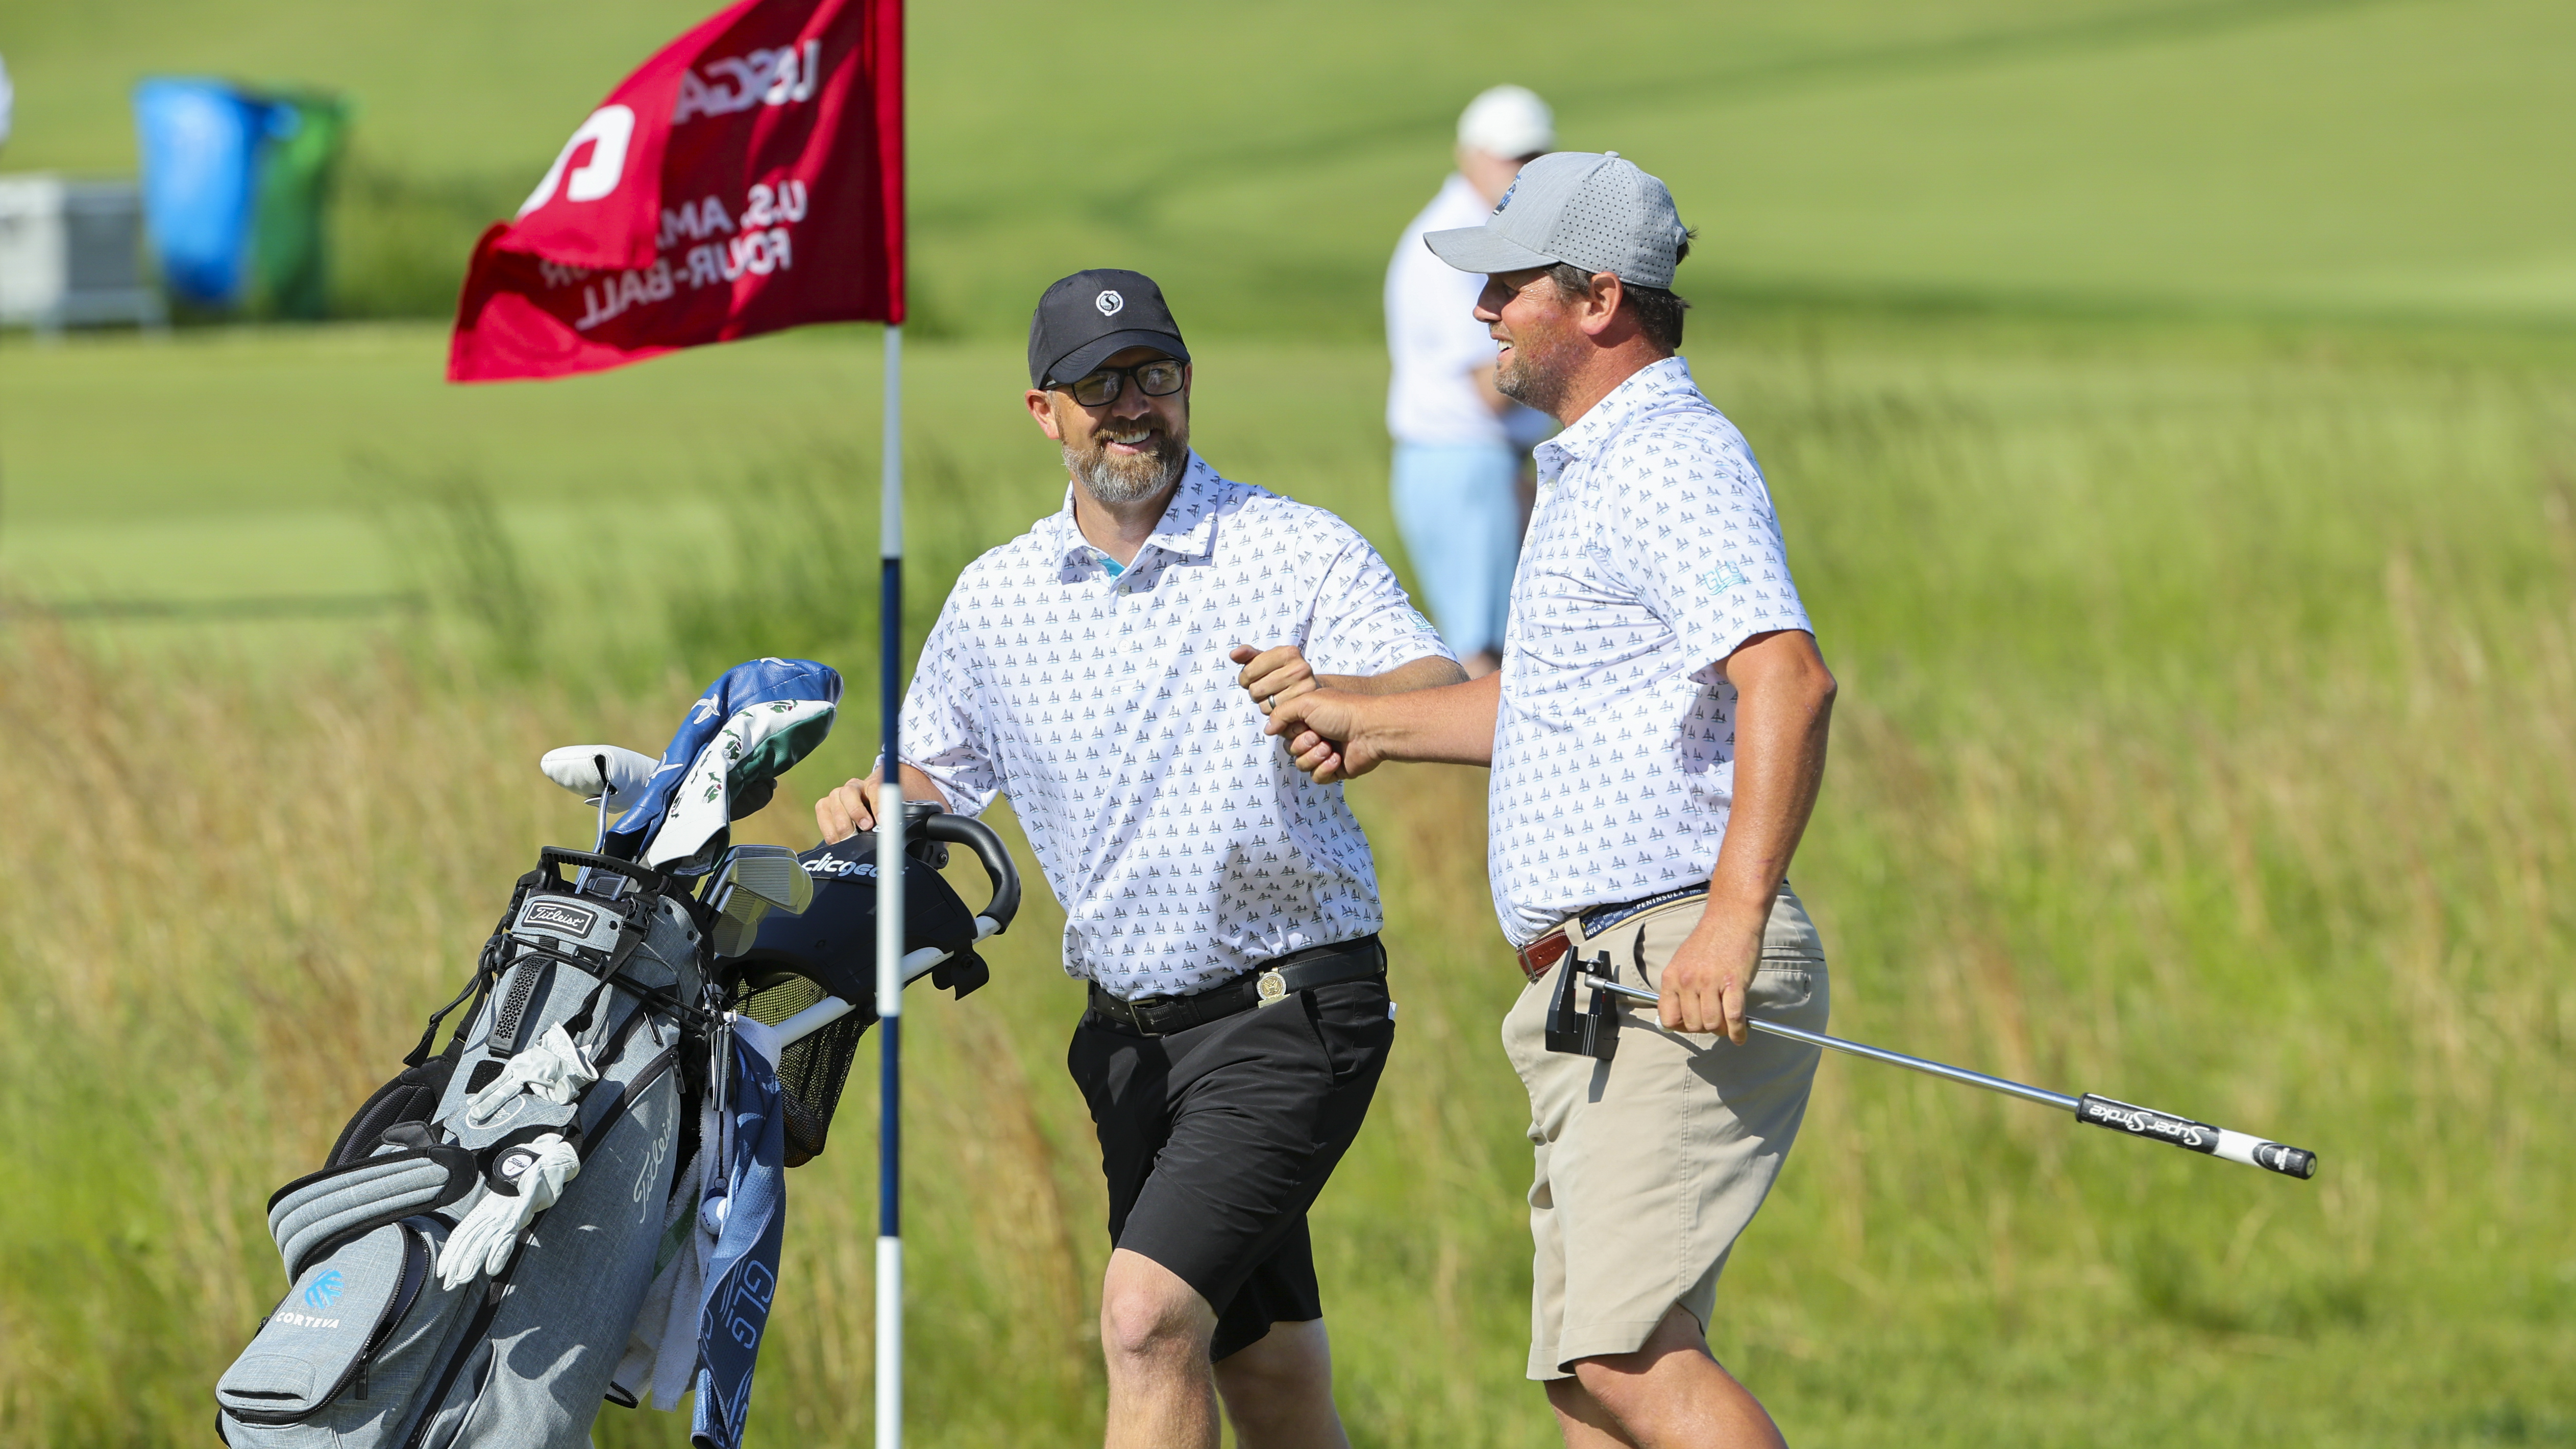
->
[216, 847, 717, 1448]
[212, 656, 1022, 1447]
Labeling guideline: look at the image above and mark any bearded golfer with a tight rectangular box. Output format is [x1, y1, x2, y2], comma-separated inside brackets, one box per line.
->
[818, 269, 1461, 1449]
[1263, 155, 1837, 1448]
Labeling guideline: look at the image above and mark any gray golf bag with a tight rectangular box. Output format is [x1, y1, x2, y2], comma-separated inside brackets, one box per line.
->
[216, 846, 716, 1448]
[213, 813, 1022, 1447]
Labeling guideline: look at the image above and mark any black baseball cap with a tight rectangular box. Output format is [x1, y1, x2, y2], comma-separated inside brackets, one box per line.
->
[1026, 268, 1191, 389]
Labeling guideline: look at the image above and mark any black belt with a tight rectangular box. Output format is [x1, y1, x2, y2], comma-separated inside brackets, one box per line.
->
[1085, 936, 1386, 1037]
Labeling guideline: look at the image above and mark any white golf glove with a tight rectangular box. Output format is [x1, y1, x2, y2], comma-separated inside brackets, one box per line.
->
[540, 745, 661, 812]
[464, 1024, 597, 1127]
[437, 1133, 581, 1289]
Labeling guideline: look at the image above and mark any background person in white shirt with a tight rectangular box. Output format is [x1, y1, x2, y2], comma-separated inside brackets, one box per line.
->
[818, 269, 1461, 1449]
[1384, 85, 1557, 678]
[1265, 156, 1840, 1449]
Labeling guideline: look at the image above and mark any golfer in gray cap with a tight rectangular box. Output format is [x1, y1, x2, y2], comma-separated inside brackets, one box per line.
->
[1261, 154, 1838, 1447]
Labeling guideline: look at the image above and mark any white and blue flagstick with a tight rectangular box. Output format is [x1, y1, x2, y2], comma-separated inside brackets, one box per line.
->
[875, 318, 905, 1449]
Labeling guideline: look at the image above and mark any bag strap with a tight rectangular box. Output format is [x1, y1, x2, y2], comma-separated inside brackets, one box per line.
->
[402, 947, 500, 1069]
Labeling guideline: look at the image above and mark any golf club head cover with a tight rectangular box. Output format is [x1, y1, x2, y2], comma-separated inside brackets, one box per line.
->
[730, 836, 985, 1008]
[539, 744, 661, 811]
[602, 658, 843, 871]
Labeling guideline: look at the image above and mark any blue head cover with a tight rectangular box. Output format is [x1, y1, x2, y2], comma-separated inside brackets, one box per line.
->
[604, 658, 842, 870]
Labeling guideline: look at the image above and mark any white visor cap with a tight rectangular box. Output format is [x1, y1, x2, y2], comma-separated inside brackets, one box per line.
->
[1457, 85, 1554, 159]
[1423, 150, 1687, 291]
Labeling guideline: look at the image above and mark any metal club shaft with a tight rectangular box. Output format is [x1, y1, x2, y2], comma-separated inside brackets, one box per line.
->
[1578, 973, 2314, 1178]
[1584, 976, 2075, 1109]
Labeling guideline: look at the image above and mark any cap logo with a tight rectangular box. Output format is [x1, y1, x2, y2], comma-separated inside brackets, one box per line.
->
[1492, 179, 1517, 214]
[1095, 289, 1124, 316]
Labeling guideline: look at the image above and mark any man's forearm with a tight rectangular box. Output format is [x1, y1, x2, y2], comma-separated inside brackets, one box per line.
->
[1350, 670, 1502, 766]
[1319, 653, 1469, 696]
[885, 762, 950, 811]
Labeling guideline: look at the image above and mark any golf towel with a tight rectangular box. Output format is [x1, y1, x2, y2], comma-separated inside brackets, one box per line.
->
[605, 657, 842, 870]
[693, 1017, 787, 1449]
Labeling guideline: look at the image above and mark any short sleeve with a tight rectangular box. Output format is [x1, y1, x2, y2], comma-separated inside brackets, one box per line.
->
[1299, 530, 1457, 677]
[1599, 420, 1813, 669]
[896, 593, 1004, 816]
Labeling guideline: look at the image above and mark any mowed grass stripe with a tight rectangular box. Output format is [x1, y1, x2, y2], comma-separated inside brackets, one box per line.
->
[10, 1, 2576, 328]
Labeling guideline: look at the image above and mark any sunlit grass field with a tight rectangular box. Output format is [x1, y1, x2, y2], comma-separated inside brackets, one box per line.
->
[4, 308, 2574, 1446]
[6, 0, 2576, 1440]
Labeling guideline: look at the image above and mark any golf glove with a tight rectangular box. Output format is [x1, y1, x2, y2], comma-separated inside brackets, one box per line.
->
[437, 1133, 581, 1289]
[464, 1024, 597, 1127]
[540, 744, 661, 812]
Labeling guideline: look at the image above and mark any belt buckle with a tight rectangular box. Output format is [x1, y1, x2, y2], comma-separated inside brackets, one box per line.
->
[1254, 968, 1288, 1006]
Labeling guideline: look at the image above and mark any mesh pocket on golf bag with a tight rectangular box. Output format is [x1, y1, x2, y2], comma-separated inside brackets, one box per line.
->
[735, 974, 864, 1167]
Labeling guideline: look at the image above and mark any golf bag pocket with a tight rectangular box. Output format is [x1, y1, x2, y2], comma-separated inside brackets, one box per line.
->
[733, 972, 866, 1165]
[217, 1215, 473, 1441]
[268, 1145, 477, 1281]
[325, 1049, 462, 1171]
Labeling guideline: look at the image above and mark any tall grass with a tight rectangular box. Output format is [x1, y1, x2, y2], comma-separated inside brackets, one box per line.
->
[4, 316, 2573, 1445]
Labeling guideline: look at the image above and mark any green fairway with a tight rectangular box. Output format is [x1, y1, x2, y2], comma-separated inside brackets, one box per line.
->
[7, 308, 2576, 1447]
[8, 1, 2576, 328]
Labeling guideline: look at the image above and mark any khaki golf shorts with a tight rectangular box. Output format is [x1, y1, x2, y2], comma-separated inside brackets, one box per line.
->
[1501, 885, 1828, 1380]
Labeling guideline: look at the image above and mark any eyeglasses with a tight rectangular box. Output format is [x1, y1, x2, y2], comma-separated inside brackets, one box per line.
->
[1057, 358, 1186, 408]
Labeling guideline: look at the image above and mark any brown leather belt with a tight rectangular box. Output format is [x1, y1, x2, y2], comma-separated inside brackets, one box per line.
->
[1513, 881, 1713, 983]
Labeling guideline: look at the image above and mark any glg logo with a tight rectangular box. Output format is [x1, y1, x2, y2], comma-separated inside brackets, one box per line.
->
[1095, 290, 1124, 317]
[304, 1271, 344, 1310]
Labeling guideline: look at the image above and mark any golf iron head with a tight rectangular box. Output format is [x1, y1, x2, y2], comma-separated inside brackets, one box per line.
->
[705, 843, 813, 958]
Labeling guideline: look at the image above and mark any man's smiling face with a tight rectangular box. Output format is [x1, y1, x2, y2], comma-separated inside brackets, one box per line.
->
[1031, 346, 1193, 505]
[1475, 266, 1585, 419]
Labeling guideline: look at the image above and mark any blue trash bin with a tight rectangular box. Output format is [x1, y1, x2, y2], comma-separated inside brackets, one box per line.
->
[133, 78, 292, 307]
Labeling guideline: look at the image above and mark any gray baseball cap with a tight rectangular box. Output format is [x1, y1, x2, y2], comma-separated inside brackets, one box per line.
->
[1424, 150, 1688, 290]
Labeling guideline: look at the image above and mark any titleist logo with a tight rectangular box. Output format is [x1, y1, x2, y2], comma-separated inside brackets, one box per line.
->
[524, 901, 599, 936]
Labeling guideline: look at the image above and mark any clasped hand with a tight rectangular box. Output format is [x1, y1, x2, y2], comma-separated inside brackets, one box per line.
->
[1232, 644, 1374, 783]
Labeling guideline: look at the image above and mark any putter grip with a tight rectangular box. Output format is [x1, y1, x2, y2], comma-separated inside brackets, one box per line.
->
[2076, 1094, 2317, 1179]
[919, 815, 1021, 931]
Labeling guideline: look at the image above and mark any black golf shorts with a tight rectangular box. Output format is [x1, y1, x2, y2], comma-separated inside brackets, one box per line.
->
[1066, 955, 1395, 1362]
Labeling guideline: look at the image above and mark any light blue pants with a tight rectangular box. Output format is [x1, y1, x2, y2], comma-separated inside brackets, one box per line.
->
[1390, 440, 1522, 659]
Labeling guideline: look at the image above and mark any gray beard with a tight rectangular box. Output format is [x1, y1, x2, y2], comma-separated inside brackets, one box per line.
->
[1495, 333, 1577, 419]
[1065, 429, 1188, 504]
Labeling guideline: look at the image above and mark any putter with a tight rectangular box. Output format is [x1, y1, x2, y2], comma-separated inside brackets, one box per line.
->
[1557, 950, 2318, 1181]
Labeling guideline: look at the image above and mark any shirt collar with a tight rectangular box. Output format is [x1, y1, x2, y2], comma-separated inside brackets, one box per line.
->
[1051, 451, 1224, 571]
[1534, 355, 1700, 475]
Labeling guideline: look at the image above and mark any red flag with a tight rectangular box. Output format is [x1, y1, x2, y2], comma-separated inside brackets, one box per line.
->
[447, 0, 902, 382]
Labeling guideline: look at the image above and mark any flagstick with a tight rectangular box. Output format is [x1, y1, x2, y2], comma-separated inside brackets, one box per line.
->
[875, 320, 905, 1449]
